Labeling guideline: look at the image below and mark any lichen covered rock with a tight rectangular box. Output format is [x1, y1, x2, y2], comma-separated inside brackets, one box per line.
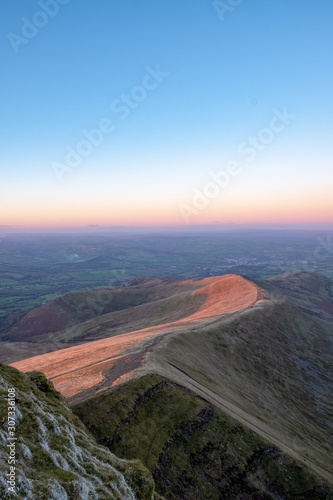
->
[0, 364, 161, 499]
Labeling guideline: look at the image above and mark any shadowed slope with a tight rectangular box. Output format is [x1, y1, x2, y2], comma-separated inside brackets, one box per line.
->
[152, 298, 333, 483]
[74, 374, 333, 500]
[262, 271, 333, 330]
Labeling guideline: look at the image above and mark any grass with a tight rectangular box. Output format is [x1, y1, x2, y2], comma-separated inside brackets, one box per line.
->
[154, 299, 333, 484]
[74, 373, 333, 500]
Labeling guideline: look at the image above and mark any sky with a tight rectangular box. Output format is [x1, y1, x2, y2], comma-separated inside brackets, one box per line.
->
[1, 0, 333, 230]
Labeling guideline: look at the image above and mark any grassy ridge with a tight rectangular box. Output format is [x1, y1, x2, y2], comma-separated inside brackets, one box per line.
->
[158, 299, 333, 481]
[74, 374, 333, 500]
[2, 271, 333, 497]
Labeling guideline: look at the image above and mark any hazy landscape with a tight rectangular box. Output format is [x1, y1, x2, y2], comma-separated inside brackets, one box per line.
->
[1, 230, 333, 498]
[1, 230, 332, 339]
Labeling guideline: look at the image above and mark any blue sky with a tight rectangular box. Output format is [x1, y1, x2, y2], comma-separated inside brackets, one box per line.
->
[1, 0, 332, 228]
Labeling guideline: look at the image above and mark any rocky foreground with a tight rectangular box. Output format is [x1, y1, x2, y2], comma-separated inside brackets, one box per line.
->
[0, 363, 163, 499]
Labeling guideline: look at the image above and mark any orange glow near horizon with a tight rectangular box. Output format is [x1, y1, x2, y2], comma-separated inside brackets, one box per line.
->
[2, 190, 332, 228]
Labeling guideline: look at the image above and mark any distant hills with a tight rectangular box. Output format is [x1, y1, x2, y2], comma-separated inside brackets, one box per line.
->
[2, 272, 333, 498]
[0, 275, 257, 362]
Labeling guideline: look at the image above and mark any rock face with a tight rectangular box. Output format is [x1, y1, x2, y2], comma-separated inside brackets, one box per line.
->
[0, 364, 163, 499]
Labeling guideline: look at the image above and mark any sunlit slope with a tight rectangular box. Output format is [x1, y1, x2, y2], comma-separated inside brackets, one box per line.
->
[1, 275, 257, 365]
[10, 275, 258, 400]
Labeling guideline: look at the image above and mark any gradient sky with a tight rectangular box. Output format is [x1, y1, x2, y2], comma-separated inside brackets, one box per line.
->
[1, 0, 333, 229]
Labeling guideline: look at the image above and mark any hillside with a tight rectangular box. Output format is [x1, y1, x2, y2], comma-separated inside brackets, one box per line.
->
[0, 363, 163, 499]
[0, 275, 255, 363]
[4, 272, 333, 498]
[9, 275, 259, 401]
[262, 272, 333, 331]
[74, 373, 333, 500]
[1, 278, 182, 341]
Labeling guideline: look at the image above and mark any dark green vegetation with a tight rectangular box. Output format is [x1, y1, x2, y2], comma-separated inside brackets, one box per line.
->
[158, 295, 333, 481]
[74, 374, 333, 500]
[0, 230, 332, 332]
[0, 363, 163, 499]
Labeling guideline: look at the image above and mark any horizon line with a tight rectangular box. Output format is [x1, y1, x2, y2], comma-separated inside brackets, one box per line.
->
[1, 222, 333, 235]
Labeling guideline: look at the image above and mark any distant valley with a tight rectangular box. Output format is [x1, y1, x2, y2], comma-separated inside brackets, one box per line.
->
[1, 231, 332, 336]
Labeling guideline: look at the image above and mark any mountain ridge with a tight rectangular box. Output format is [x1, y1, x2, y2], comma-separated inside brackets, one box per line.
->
[3, 271, 333, 495]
